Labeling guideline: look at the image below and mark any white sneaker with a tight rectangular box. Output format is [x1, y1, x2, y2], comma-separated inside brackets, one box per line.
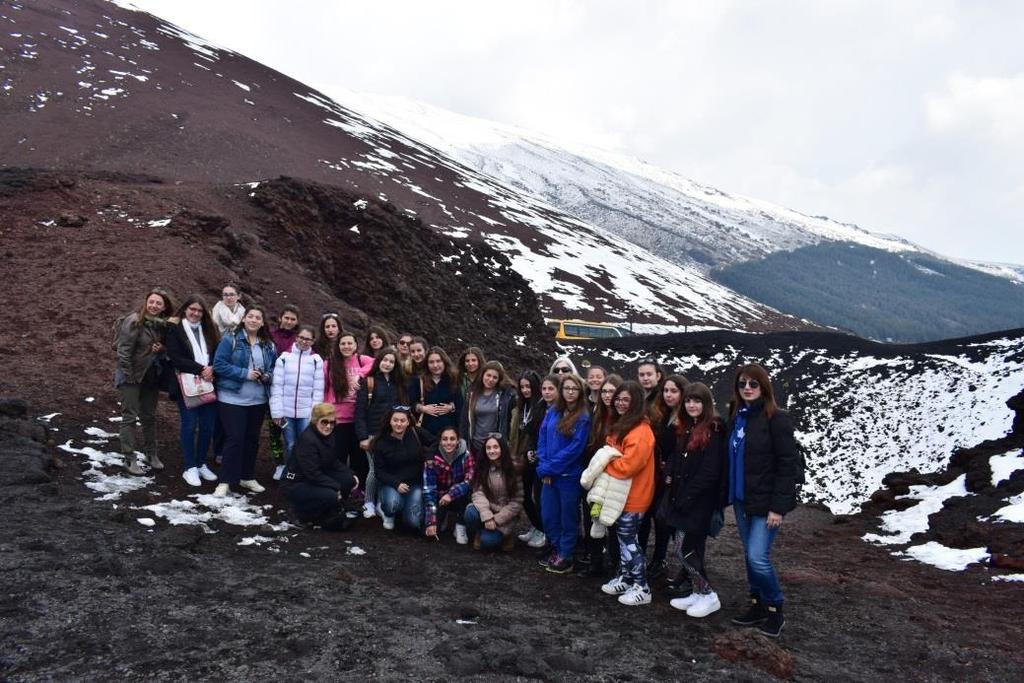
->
[182, 468, 202, 487]
[454, 523, 469, 545]
[197, 465, 218, 481]
[272, 465, 286, 481]
[527, 530, 547, 549]
[685, 592, 721, 618]
[601, 575, 632, 596]
[517, 526, 536, 543]
[213, 483, 231, 497]
[617, 584, 652, 606]
[362, 502, 377, 519]
[669, 593, 702, 612]
[382, 515, 395, 530]
[239, 479, 265, 493]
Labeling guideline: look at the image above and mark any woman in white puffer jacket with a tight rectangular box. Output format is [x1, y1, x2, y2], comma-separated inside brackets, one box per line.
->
[270, 324, 325, 464]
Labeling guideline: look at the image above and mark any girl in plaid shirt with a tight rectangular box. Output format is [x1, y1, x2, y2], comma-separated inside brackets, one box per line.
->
[423, 427, 475, 544]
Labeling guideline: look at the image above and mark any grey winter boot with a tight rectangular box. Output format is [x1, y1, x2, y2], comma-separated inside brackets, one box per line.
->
[125, 452, 145, 476]
[147, 451, 165, 471]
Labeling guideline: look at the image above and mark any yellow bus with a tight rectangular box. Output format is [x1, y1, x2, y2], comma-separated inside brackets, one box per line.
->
[546, 319, 630, 340]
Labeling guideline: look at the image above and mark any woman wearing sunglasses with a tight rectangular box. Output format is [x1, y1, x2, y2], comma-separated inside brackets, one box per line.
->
[282, 403, 359, 530]
[548, 355, 579, 377]
[726, 364, 799, 638]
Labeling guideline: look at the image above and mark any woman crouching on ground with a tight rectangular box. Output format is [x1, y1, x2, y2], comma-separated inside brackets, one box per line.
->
[212, 305, 277, 497]
[282, 403, 359, 530]
[466, 435, 524, 551]
[727, 363, 799, 638]
[423, 426, 475, 544]
[599, 381, 656, 606]
[658, 382, 725, 618]
[165, 294, 221, 487]
[373, 406, 433, 531]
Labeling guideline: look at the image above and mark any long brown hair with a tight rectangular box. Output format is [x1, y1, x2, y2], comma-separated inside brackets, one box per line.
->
[650, 374, 690, 429]
[241, 304, 273, 345]
[682, 382, 720, 452]
[362, 325, 391, 356]
[607, 381, 647, 442]
[458, 346, 486, 386]
[369, 345, 408, 405]
[315, 313, 342, 359]
[133, 288, 175, 327]
[555, 373, 587, 437]
[470, 435, 517, 501]
[587, 373, 623, 451]
[328, 331, 359, 401]
[729, 363, 778, 421]
[174, 294, 220, 351]
[423, 346, 457, 393]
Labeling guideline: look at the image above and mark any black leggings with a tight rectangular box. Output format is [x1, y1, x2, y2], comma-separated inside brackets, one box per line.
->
[335, 422, 368, 485]
[521, 463, 543, 531]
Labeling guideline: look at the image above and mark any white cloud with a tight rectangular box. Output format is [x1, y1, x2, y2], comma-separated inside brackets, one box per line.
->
[926, 72, 1024, 146]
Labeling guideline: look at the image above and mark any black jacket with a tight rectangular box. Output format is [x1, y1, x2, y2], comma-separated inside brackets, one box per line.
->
[285, 426, 356, 492]
[658, 420, 725, 534]
[510, 397, 544, 462]
[354, 371, 402, 441]
[459, 387, 516, 451]
[409, 375, 464, 436]
[372, 427, 434, 489]
[165, 321, 213, 399]
[726, 403, 799, 516]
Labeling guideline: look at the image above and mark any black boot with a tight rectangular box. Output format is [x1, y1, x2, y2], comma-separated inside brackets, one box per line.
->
[731, 595, 768, 626]
[758, 604, 785, 638]
[665, 571, 693, 597]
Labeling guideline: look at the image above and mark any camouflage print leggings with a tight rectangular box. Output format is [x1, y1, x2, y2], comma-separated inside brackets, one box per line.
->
[615, 511, 648, 589]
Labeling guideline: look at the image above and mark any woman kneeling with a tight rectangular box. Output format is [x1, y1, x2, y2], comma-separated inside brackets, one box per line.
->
[283, 403, 359, 530]
[373, 406, 433, 531]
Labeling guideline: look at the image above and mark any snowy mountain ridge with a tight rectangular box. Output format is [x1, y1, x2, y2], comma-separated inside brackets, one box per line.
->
[327, 90, 1023, 283]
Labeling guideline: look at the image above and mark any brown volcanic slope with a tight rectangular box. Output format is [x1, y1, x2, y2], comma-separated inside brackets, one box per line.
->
[0, 0, 814, 332]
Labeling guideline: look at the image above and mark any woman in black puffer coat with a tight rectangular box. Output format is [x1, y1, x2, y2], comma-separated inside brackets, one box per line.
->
[283, 403, 358, 530]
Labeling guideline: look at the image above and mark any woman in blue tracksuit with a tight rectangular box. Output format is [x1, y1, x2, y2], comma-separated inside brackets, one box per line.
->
[212, 305, 277, 497]
[536, 372, 592, 574]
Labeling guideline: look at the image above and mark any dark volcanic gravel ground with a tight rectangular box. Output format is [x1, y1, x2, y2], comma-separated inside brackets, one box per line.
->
[2, 402, 1023, 682]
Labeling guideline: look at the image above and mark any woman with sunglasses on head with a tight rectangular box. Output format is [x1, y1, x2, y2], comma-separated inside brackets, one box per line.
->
[598, 381, 657, 606]
[211, 284, 245, 336]
[510, 370, 546, 549]
[373, 406, 434, 531]
[410, 347, 462, 436]
[354, 346, 408, 518]
[165, 294, 221, 487]
[115, 287, 176, 475]
[580, 373, 623, 576]
[466, 435, 524, 551]
[726, 364, 799, 638]
[423, 426, 475, 544]
[460, 360, 517, 457]
[641, 374, 691, 582]
[325, 332, 374, 483]
[270, 324, 325, 480]
[282, 403, 359, 531]
[536, 372, 592, 574]
[362, 325, 391, 357]
[315, 313, 342, 361]
[658, 382, 725, 618]
[212, 305, 277, 497]
[457, 347, 486, 399]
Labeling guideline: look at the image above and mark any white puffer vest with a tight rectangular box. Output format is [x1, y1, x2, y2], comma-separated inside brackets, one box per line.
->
[270, 344, 325, 419]
[580, 444, 633, 538]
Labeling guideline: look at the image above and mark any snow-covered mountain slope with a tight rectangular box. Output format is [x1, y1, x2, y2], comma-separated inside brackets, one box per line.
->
[0, 0, 812, 333]
[330, 91, 1023, 284]
[562, 328, 1024, 516]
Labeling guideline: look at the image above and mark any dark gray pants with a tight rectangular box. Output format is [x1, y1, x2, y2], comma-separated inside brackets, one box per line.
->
[119, 382, 160, 456]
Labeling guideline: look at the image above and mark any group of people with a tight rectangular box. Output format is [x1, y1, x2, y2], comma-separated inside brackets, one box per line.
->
[114, 285, 800, 637]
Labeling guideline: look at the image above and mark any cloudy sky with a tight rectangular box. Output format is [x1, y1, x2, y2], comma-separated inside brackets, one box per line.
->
[127, 0, 1023, 264]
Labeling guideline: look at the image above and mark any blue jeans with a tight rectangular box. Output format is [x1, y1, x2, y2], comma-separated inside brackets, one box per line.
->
[378, 485, 424, 529]
[176, 397, 216, 470]
[540, 475, 581, 560]
[615, 512, 648, 588]
[733, 502, 784, 605]
[464, 504, 504, 549]
[281, 416, 310, 459]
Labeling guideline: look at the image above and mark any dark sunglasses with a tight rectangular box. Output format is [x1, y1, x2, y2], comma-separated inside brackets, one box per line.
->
[317, 419, 336, 426]
[738, 379, 760, 389]
[553, 366, 571, 373]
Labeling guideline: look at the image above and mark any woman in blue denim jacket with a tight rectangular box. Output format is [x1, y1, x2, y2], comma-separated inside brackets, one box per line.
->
[212, 305, 277, 497]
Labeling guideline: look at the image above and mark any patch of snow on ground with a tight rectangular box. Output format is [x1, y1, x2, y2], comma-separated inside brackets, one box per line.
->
[84, 426, 117, 438]
[989, 450, 1024, 486]
[992, 494, 1024, 524]
[58, 441, 153, 500]
[898, 542, 989, 572]
[147, 218, 171, 228]
[137, 517, 155, 527]
[347, 546, 366, 556]
[38, 412, 60, 422]
[992, 573, 1024, 582]
[238, 535, 274, 546]
[863, 475, 970, 545]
